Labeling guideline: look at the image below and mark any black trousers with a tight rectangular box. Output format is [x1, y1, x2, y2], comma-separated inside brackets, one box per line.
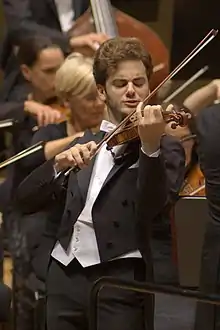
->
[194, 221, 220, 330]
[46, 257, 152, 330]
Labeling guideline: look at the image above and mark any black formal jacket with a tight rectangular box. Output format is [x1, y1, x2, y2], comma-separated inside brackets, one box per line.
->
[196, 104, 220, 222]
[13, 130, 185, 279]
[0, 282, 11, 322]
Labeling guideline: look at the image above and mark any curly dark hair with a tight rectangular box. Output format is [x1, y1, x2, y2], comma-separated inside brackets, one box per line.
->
[93, 37, 153, 86]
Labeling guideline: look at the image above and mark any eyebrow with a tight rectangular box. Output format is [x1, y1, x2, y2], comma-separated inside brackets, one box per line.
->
[112, 76, 146, 81]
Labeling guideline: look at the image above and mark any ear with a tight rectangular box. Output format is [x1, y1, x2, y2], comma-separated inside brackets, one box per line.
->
[97, 84, 106, 103]
[20, 64, 31, 82]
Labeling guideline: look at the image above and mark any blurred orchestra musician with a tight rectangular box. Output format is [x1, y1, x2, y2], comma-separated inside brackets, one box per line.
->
[193, 102, 220, 330]
[0, 36, 65, 232]
[0, 0, 109, 101]
[29, 52, 105, 166]
[162, 79, 220, 196]
[5, 51, 105, 330]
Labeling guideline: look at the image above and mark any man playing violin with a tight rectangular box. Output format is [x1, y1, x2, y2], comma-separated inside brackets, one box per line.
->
[14, 37, 185, 330]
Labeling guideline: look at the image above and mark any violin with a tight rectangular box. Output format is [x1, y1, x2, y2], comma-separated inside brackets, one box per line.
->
[27, 93, 70, 121]
[180, 164, 205, 196]
[61, 29, 217, 177]
[43, 96, 71, 122]
[178, 133, 206, 197]
[48, 102, 70, 122]
[106, 106, 189, 149]
[26, 95, 71, 132]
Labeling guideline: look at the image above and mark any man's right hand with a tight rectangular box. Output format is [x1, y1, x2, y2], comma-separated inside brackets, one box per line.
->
[24, 100, 63, 127]
[54, 141, 97, 172]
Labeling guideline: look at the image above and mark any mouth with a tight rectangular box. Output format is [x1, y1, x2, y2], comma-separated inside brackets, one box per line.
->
[123, 101, 140, 108]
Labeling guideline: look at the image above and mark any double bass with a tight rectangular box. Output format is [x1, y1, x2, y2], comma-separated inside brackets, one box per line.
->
[69, 0, 169, 95]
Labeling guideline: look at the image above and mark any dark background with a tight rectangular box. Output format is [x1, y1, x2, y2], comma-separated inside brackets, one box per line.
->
[111, 0, 160, 22]
[170, 0, 220, 79]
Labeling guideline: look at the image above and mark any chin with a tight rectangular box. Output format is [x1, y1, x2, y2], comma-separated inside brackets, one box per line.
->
[121, 107, 134, 117]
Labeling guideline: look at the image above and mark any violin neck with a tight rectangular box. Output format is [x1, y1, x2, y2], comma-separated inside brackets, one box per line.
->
[90, 0, 118, 37]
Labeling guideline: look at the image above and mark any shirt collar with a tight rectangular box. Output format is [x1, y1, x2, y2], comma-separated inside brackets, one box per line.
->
[100, 120, 116, 133]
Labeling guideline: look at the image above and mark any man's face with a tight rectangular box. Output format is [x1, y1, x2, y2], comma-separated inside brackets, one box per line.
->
[98, 60, 150, 121]
[21, 47, 65, 100]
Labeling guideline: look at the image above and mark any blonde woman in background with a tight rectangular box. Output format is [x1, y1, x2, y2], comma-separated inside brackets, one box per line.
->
[8, 53, 105, 330]
[30, 52, 105, 165]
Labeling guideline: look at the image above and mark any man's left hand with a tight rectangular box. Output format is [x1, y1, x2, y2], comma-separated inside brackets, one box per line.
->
[137, 103, 172, 154]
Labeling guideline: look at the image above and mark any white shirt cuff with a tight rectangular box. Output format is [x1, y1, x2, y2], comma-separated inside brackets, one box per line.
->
[141, 147, 160, 158]
[54, 165, 59, 178]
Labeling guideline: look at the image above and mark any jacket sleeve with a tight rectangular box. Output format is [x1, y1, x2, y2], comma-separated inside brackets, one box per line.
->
[13, 158, 66, 214]
[13, 136, 82, 214]
[196, 105, 220, 222]
[160, 135, 186, 205]
[136, 135, 185, 228]
[3, 0, 69, 51]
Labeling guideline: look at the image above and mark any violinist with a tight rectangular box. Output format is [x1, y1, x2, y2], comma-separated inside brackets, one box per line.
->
[6, 52, 105, 330]
[1, 35, 65, 230]
[183, 79, 220, 115]
[1, 0, 109, 99]
[14, 37, 185, 330]
[29, 52, 105, 168]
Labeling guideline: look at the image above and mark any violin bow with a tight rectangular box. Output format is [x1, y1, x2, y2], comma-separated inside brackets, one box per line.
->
[0, 142, 44, 169]
[63, 29, 218, 177]
[163, 65, 209, 103]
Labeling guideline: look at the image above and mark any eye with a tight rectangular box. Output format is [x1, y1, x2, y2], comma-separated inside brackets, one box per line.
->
[113, 79, 127, 88]
[43, 68, 56, 74]
[133, 78, 146, 87]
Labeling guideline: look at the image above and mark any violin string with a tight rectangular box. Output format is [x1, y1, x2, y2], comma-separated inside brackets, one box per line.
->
[63, 29, 218, 176]
[189, 183, 205, 196]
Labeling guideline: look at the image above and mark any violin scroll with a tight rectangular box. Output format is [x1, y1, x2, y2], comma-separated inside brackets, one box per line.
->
[163, 106, 192, 129]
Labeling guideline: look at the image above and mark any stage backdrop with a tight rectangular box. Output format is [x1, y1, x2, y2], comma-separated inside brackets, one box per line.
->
[171, 0, 220, 79]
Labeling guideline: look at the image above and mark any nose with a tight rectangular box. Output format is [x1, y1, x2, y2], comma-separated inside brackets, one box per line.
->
[126, 82, 136, 97]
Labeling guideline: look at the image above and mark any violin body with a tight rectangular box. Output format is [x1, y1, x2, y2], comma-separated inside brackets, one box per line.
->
[179, 164, 205, 196]
[49, 103, 71, 122]
[107, 125, 139, 148]
[106, 106, 190, 149]
[70, 8, 169, 93]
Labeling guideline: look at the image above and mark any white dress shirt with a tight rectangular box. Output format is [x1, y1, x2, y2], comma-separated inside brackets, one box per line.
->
[54, 0, 75, 32]
[52, 120, 160, 267]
